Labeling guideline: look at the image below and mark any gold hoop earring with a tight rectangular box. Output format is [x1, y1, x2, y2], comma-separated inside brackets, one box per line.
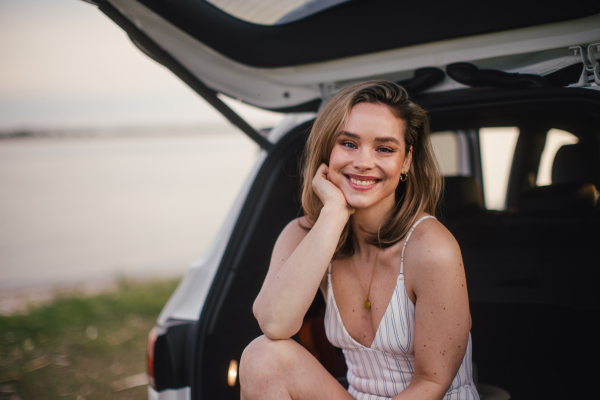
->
[399, 172, 408, 182]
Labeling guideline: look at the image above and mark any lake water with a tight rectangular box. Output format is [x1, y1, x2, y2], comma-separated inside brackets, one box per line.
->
[0, 130, 259, 290]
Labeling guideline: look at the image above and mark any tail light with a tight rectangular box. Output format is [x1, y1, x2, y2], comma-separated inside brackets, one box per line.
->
[147, 326, 158, 389]
[146, 321, 191, 391]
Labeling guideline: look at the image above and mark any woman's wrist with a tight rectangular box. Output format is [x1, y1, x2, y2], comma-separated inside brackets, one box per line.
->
[320, 203, 352, 223]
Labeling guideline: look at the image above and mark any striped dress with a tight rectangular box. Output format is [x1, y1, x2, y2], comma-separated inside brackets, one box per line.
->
[324, 216, 479, 400]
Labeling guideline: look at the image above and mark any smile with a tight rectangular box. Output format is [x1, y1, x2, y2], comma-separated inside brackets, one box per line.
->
[346, 174, 380, 189]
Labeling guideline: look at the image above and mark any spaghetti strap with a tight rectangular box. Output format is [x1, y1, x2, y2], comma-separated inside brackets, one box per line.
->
[400, 215, 436, 274]
[327, 262, 332, 274]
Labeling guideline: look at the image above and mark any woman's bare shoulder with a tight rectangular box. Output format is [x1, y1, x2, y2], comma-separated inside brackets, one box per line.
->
[280, 215, 313, 238]
[273, 216, 313, 255]
[411, 215, 457, 245]
[405, 216, 462, 276]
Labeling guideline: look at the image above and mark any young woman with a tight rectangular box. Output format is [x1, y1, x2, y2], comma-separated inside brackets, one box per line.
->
[239, 81, 478, 400]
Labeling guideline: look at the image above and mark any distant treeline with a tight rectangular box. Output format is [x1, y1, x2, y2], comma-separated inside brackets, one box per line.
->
[0, 124, 244, 139]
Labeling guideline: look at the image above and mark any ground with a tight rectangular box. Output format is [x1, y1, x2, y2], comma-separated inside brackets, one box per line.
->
[0, 278, 179, 400]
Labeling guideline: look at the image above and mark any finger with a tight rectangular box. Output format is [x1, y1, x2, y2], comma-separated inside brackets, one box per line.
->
[316, 163, 329, 177]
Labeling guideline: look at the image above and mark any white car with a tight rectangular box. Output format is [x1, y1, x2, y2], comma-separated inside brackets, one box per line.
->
[84, 1, 600, 399]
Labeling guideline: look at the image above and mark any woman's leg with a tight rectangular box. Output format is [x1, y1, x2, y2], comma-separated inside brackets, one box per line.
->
[240, 335, 354, 400]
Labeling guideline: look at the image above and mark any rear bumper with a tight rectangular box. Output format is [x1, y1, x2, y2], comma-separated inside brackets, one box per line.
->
[148, 386, 191, 400]
[150, 320, 195, 391]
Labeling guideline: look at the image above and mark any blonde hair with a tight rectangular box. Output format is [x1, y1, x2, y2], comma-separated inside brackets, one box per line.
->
[301, 80, 442, 259]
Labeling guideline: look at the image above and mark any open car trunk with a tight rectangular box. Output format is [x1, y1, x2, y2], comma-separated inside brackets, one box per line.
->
[82, 1, 600, 399]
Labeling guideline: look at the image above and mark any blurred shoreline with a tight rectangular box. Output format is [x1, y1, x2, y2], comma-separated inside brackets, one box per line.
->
[0, 123, 245, 140]
[0, 276, 119, 316]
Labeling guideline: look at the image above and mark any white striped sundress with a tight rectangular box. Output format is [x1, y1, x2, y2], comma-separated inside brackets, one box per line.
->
[324, 216, 479, 400]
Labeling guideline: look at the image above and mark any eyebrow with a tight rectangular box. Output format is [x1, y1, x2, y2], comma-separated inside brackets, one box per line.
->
[339, 131, 401, 145]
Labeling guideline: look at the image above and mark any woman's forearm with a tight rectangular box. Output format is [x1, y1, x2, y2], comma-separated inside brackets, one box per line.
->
[253, 205, 349, 339]
[392, 376, 448, 400]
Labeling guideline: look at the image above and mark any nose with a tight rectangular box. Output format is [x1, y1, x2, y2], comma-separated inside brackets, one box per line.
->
[352, 147, 374, 170]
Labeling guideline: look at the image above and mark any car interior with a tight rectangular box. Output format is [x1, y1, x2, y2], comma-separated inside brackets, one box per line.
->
[192, 87, 599, 400]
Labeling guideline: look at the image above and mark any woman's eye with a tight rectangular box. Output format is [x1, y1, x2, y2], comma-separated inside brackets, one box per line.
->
[342, 141, 357, 149]
[378, 147, 394, 153]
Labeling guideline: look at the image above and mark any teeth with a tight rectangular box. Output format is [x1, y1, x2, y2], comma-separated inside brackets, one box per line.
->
[350, 177, 376, 186]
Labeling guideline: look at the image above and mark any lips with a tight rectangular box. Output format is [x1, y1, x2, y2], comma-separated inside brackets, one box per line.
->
[345, 173, 380, 189]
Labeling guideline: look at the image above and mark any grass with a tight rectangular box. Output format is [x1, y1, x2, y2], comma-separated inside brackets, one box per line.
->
[0, 278, 180, 400]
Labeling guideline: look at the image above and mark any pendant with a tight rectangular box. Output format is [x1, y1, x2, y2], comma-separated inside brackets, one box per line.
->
[364, 300, 371, 310]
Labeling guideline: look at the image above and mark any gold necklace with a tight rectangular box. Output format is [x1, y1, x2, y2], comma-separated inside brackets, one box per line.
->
[351, 248, 380, 310]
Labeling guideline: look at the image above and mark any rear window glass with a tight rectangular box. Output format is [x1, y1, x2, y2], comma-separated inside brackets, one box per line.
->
[206, 0, 348, 25]
[536, 129, 579, 186]
[431, 131, 460, 176]
[479, 127, 519, 210]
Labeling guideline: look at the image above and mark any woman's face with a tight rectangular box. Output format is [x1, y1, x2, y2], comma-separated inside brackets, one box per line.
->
[328, 102, 412, 211]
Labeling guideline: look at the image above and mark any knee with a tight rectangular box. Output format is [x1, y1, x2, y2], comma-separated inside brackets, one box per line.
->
[239, 335, 295, 393]
[240, 335, 294, 376]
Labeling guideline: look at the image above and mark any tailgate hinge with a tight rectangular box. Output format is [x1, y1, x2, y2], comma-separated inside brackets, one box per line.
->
[568, 44, 600, 87]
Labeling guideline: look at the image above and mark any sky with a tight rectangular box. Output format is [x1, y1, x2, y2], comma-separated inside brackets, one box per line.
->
[0, 0, 282, 132]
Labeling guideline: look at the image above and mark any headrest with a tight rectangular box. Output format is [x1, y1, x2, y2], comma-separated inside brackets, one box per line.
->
[552, 143, 600, 187]
[441, 176, 484, 213]
[519, 182, 598, 214]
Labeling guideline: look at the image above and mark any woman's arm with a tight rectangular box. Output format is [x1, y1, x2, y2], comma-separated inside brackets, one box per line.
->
[395, 220, 472, 400]
[253, 164, 353, 340]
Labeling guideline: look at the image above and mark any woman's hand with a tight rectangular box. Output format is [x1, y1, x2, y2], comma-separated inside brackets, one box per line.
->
[312, 163, 355, 218]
